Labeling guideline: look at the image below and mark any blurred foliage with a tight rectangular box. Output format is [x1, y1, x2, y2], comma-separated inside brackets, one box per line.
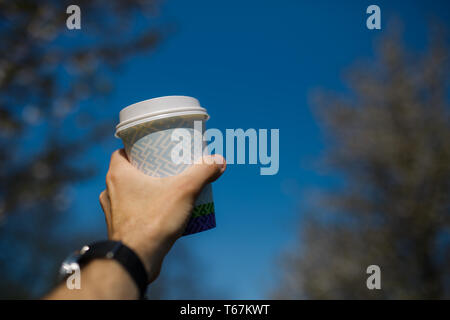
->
[0, 0, 162, 219]
[0, 0, 200, 299]
[276, 28, 450, 299]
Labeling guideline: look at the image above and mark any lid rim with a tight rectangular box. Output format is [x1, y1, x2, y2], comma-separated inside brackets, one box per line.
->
[115, 109, 209, 138]
[116, 106, 208, 130]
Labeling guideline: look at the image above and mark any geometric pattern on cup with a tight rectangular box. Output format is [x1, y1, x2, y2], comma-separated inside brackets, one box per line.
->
[192, 202, 215, 218]
[130, 128, 190, 177]
[182, 213, 216, 236]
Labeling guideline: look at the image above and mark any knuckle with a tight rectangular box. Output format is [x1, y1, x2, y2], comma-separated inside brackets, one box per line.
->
[106, 168, 122, 186]
[99, 190, 107, 204]
[110, 149, 121, 161]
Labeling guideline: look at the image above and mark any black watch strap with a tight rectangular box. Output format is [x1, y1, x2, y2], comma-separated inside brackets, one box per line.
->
[78, 240, 148, 299]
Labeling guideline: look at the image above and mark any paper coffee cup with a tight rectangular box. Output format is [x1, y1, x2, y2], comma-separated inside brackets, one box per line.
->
[115, 96, 215, 236]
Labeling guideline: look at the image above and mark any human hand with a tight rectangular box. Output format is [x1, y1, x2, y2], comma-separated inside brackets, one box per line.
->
[99, 149, 226, 282]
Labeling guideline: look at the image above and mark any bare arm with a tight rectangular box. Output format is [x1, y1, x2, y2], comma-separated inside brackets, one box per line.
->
[45, 149, 226, 300]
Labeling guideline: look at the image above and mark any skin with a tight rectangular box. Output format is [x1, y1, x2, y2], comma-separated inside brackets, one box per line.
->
[45, 149, 226, 300]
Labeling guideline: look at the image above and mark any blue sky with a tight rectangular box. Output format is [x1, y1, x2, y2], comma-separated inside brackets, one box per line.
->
[64, 0, 450, 298]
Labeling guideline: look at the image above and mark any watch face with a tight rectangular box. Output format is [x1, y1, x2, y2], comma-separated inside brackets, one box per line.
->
[58, 251, 82, 281]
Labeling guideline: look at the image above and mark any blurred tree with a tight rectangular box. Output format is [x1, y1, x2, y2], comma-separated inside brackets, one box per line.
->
[0, 0, 199, 299]
[0, 0, 162, 220]
[276, 29, 450, 299]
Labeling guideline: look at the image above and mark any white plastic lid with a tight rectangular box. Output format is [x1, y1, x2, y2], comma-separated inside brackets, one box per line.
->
[115, 96, 209, 136]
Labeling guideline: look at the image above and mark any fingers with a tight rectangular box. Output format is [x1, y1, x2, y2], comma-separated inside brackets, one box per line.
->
[106, 149, 139, 188]
[176, 154, 226, 196]
[107, 149, 226, 200]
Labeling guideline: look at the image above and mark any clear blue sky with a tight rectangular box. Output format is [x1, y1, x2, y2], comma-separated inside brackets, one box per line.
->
[65, 0, 450, 298]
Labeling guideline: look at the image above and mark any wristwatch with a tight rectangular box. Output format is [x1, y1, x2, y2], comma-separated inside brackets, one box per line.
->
[59, 240, 149, 299]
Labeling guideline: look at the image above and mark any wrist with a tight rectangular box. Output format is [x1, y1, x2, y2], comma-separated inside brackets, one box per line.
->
[114, 233, 175, 282]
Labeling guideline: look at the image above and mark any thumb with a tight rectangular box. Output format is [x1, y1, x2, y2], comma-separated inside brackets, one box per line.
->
[178, 154, 226, 194]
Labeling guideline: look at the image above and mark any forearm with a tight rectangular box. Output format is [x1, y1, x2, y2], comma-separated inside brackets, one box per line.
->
[44, 259, 139, 300]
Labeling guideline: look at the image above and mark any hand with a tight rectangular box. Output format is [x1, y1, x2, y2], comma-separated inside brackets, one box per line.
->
[99, 149, 226, 282]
